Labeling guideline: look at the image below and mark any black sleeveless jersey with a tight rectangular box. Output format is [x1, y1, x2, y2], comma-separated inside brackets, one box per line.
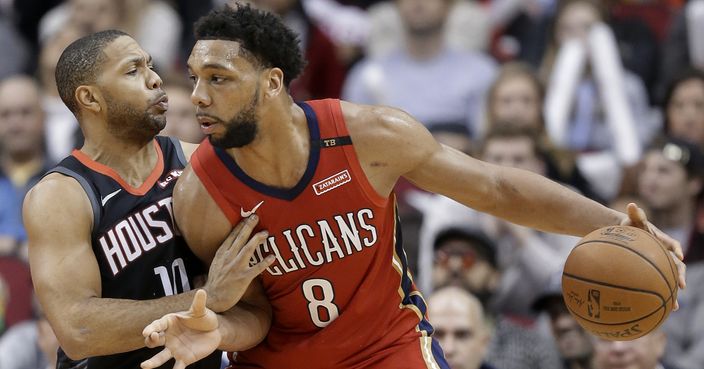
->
[48, 136, 221, 369]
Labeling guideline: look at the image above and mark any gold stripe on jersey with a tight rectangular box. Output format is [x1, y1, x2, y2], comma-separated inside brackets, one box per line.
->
[419, 336, 442, 369]
[390, 204, 426, 322]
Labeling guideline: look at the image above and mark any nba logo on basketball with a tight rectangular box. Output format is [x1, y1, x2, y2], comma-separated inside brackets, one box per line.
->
[588, 289, 601, 319]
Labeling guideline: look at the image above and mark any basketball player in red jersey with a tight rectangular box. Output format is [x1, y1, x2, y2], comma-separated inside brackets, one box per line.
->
[23, 30, 274, 369]
[141, 5, 687, 369]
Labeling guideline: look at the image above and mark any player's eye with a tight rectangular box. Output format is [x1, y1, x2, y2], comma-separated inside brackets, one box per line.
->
[211, 76, 226, 83]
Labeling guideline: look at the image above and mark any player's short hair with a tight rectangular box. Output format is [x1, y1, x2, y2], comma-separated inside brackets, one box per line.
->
[55, 29, 130, 115]
[193, 4, 305, 87]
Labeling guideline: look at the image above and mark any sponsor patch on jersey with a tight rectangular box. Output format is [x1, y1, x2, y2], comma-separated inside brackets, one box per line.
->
[158, 169, 183, 189]
[313, 170, 351, 195]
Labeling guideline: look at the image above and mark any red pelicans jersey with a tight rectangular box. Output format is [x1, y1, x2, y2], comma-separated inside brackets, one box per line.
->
[191, 99, 449, 369]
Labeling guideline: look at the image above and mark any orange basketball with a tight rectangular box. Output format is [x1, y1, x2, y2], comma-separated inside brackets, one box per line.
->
[561, 225, 678, 341]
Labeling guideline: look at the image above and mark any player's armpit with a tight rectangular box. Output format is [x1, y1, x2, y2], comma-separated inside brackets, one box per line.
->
[173, 165, 232, 263]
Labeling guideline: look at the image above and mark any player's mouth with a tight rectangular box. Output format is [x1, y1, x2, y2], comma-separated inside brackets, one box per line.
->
[197, 114, 221, 135]
[150, 94, 169, 112]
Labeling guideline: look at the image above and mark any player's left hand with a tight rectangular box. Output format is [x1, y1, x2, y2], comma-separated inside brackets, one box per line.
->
[140, 289, 221, 369]
[620, 203, 686, 309]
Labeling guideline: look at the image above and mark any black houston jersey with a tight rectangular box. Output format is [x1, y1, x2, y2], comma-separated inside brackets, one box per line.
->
[48, 137, 221, 369]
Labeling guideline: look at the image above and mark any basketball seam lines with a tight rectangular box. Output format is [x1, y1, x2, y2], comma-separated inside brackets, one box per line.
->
[573, 239, 674, 298]
[563, 272, 672, 327]
[640, 231, 679, 296]
[563, 295, 667, 328]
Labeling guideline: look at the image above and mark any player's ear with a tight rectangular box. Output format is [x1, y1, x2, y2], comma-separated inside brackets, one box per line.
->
[264, 67, 284, 98]
[75, 85, 103, 113]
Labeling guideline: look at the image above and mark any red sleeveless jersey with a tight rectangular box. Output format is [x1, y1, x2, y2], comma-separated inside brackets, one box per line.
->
[191, 99, 448, 369]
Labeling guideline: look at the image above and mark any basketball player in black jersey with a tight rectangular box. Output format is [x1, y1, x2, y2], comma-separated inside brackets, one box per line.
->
[23, 30, 274, 369]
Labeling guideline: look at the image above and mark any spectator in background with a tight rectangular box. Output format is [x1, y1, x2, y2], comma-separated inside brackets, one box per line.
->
[0, 76, 53, 198]
[662, 260, 704, 369]
[0, 76, 54, 260]
[0, 175, 23, 256]
[343, 0, 497, 136]
[38, 27, 84, 164]
[591, 330, 678, 369]
[365, 0, 492, 58]
[160, 76, 204, 143]
[637, 136, 703, 259]
[431, 227, 501, 306]
[662, 69, 704, 152]
[0, 10, 30, 79]
[477, 125, 580, 317]
[483, 64, 602, 202]
[0, 298, 59, 369]
[533, 273, 595, 369]
[428, 286, 497, 369]
[430, 225, 563, 369]
[234, 0, 347, 100]
[541, 0, 657, 201]
[38, 0, 119, 43]
[657, 0, 704, 104]
[483, 62, 545, 137]
[39, 0, 182, 73]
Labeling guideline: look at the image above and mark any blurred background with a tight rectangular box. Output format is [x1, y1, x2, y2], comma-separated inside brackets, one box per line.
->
[0, 0, 703, 368]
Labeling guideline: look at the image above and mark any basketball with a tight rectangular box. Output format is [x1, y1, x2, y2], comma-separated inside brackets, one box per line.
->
[561, 225, 678, 341]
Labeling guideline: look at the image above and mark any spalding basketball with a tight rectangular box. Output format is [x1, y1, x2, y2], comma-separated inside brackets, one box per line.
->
[562, 225, 678, 341]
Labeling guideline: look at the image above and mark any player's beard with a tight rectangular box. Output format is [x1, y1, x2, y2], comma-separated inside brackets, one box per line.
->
[209, 88, 259, 149]
[104, 91, 166, 145]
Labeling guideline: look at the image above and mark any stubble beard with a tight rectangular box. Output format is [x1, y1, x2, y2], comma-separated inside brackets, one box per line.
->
[209, 89, 259, 149]
[104, 92, 166, 145]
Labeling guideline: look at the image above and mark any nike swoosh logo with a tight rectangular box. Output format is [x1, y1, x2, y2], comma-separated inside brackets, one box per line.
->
[240, 200, 264, 217]
[101, 189, 122, 206]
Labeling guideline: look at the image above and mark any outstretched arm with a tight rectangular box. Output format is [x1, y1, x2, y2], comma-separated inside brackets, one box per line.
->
[343, 103, 685, 287]
[24, 174, 269, 359]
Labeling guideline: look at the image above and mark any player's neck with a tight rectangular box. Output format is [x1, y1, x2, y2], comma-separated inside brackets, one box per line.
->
[80, 136, 159, 187]
[227, 102, 310, 189]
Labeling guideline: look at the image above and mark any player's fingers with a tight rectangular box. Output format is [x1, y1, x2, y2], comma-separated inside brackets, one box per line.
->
[140, 348, 173, 368]
[230, 215, 260, 252]
[672, 254, 687, 289]
[247, 254, 276, 278]
[236, 231, 269, 266]
[656, 227, 685, 261]
[174, 360, 187, 369]
[144, 331, 165, 348]
[142, 315, 173, 337]
[189, 289, 208, 317]
[626, 203, 647, 228]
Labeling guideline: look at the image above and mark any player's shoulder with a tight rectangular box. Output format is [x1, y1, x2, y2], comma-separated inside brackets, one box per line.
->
[24, 172, 90, 214]
[338, 100, 437, 158]
[338, 100, 421, 142]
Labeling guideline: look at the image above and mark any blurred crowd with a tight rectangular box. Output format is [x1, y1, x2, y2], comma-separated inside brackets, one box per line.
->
[0, 0, 703, 368]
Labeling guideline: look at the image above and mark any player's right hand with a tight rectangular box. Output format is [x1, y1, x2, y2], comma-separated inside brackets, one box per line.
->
[621, 203, 686, 310]
[141, 289, 220, 369]
[203, 215, 275, 312]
